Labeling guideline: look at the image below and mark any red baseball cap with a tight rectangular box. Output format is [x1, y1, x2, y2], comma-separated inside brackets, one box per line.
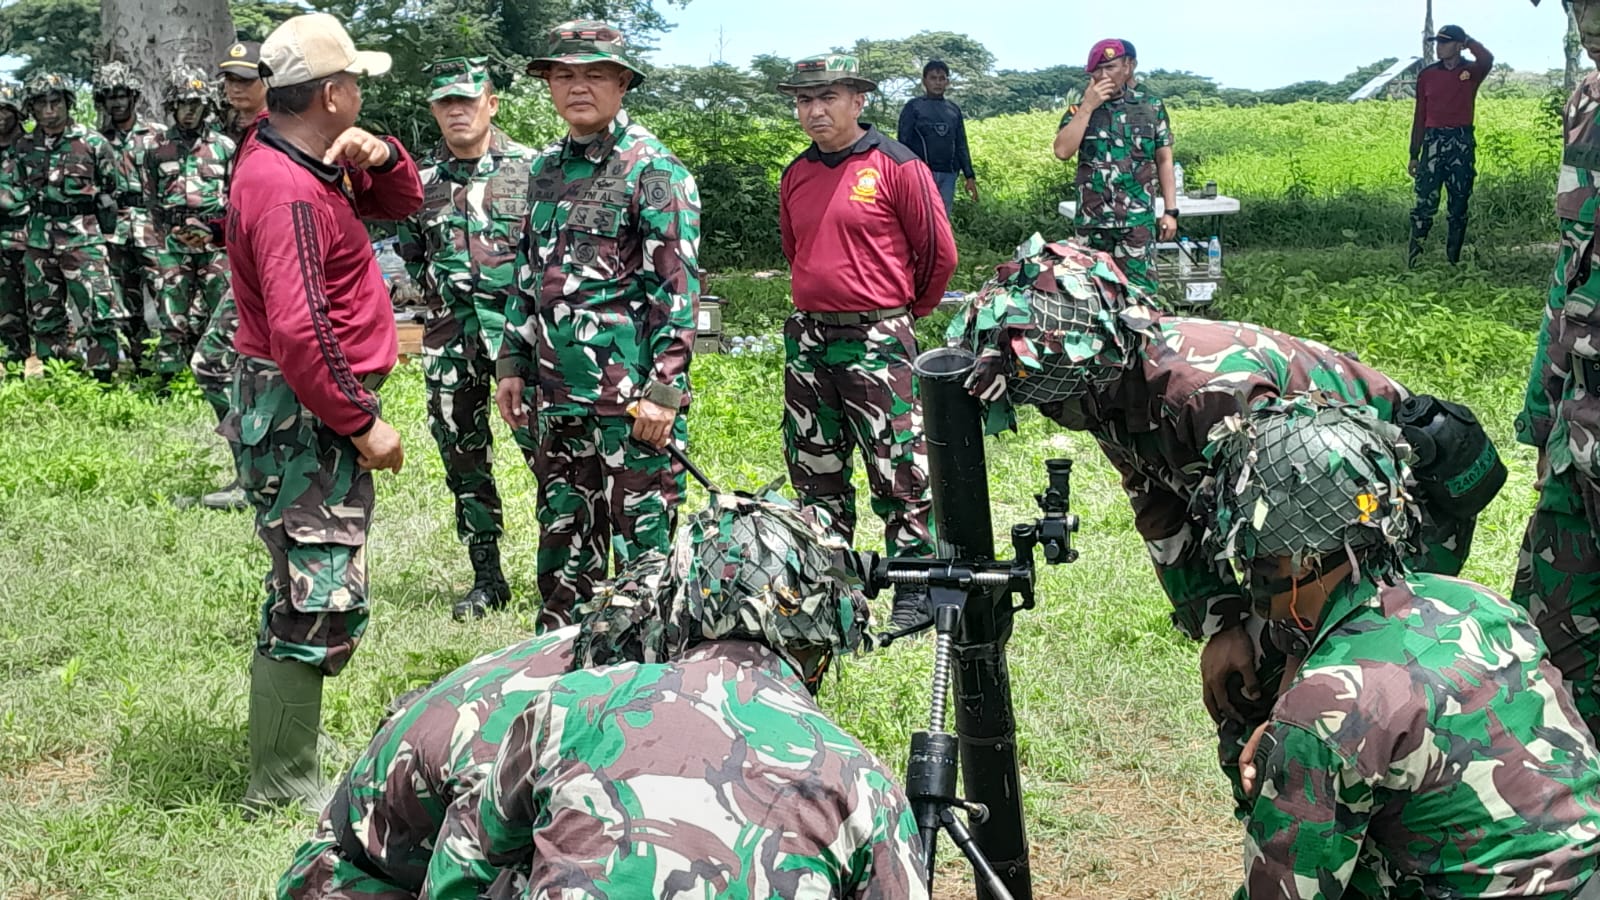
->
[1087, 39, 1137, 73]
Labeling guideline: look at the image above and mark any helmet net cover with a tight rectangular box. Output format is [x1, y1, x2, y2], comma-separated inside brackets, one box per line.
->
[571, 549, 673, 669]
[0, 84, 21, 114]
[1201, 394, 1421, 583]
[165, 67, 214, 107]
[663, 486, 870, 683]
[24, 73, 74, 108]
[93, 61, 141, 96]
[949, 233, 1154, 410]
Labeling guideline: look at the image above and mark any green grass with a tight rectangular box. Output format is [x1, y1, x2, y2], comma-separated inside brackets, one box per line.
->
[0, 246, 1546, 898]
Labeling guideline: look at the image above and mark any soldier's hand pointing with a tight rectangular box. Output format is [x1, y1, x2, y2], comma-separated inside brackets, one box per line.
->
[323, 128, 392, 170]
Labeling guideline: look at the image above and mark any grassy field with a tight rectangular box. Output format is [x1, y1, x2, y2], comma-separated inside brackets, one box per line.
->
[0, 246, 1547, 899]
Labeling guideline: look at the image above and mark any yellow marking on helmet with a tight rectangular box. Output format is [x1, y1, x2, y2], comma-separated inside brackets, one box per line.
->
[1355, 493, 1378, 523]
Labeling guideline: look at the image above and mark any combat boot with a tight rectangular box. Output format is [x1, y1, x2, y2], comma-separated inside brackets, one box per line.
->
[888, 584, 931, 633]
[1406, 238, 1423, 269]
[1446, 228, 1466, 265]
[200, 478, 250, 511]
[452, 540, 511, 621]
[243, 653, 329, 814]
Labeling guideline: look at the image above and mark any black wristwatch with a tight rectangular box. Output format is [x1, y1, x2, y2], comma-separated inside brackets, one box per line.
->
[1163, 208, 1179, 218]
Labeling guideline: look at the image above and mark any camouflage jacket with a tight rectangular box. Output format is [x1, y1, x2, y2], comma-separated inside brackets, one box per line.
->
[1059, 88, 1172, 229]
[396, 128, 533, 355]
[1520, 72, 1600, 489]
[102, 118, 163, 247]
[1078, 315, 1405, 640]
[422, 639, 928, 900]
[1240, 573, 1600, 898]
[0, 136, 31, 252]
[17, 121, 121, 250]
[280, 628, 578, 897]
[496, 110, 701, 417]
[142, 125, 234, 254]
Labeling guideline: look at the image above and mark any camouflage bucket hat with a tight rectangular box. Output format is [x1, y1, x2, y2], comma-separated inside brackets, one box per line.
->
[948, 233, 1152, 434]
[570, 549, 674, 669]
[164, 66, 213, 107]
[1200, 394, 1421, 606]
[93, 61, 141, 98]
[777, 54, 877, 94]
[426, 56, 492, 102]
[0, 84, 22, 115]
[23, 72, 74, 109]
[527, 19, 645, 89]
[662, 485, 871, 689]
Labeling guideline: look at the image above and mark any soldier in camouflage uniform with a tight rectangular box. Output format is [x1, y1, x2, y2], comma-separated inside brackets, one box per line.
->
[1053, 39, 1177, 301]
[94, 61, 163, 371]
[275, 554, 674, 900]
[494, 20, 700, 632]
[954, 236, 1505, 816]
[0, 84, 31, 366]
[1514, 0, 1600, 741]
[396, 58, 538, 621]
[1201, 396, 1600, 899]
[17, 72, 127, 380]
[777, 53, 956, 630]
[143, 66, 233, 380]
[422, 490, 928, 899]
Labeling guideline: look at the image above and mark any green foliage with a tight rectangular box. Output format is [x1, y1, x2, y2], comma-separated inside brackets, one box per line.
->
[0, 0, 97, 83]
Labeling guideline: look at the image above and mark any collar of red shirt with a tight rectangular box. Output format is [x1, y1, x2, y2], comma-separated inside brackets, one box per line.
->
[256, 119, 345, 185]
[801, 123, 883, 167]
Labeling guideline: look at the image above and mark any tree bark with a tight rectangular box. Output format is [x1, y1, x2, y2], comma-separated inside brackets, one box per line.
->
[1422, 0, 1435, 66]
[1567, 4, 1584, 93]
[100, 0, 235, 121]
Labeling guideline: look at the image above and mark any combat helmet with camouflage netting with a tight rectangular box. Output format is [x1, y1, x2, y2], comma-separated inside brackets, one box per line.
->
[569, 549, 674, 669]
[23, 72, 75, 110]
[92, 61, 142, 101]
[0, 83, 22, 116]
[164, 65, 214, 109]
[949, 233, 1154, 432]
[1200, 394, 1422, 614]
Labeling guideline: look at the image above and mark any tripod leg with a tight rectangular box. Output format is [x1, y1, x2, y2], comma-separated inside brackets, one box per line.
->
[942, 808, 1015, 900]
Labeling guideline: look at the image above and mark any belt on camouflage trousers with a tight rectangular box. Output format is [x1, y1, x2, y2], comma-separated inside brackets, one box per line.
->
[41, 200, 97, 217]
[0, 213, 26, 229]
[801, 306, 909, 326]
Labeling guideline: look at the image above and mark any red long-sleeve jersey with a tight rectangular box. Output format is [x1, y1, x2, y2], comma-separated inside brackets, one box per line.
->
[779, 127, 956, 318]
[1410, 44, 1494, 159]
[226, 121, 423, 435]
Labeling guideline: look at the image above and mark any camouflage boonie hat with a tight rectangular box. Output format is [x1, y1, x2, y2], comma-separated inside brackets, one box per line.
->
[777, 54, 877, 94]
[164, 66, 213, 107]
[1200, 394, 1421, 606]
[23, 72, 74, 109]
[663, 486, 871, 690]
[0, 84, 22, 115]
[425, 56, 492, 102]
[949, 233, 1151, 433]
[527, 19, 645, 89]
[570, 550, 673, 669]
[92, 61, 141, 99]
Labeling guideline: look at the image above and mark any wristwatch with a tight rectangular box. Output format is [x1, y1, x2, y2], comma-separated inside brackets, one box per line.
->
[1163, 208, 1179, 218]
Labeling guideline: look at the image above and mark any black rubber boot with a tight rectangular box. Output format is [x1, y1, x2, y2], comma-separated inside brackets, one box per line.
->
[1446, 227, 1465, 265]
[452, 540, 511, 621]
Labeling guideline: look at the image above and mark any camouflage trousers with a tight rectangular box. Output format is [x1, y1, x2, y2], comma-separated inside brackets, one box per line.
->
[192, 290, 239, 423]
[534, 412, 686, 632]
[1076, 225, 1159, 302]
[424, 298, 537, 546]
[153, 248, 229, 375]
[107, 241, 160, 369]
[1512, 463, 1600, 737]
[0, 247, 27, 363]
[223, 356, 374, 677]
[1410, 126, 1476, 263]
[24, 242, 128, 376]
[782, 312, 935, 559]
[279, 832, 524, 900]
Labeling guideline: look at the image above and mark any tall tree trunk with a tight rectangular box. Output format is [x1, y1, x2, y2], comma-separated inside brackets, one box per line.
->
[1568, 4, 1584, 93]
[1422, 0, 1435, 66]
[100, 0, 235, 121]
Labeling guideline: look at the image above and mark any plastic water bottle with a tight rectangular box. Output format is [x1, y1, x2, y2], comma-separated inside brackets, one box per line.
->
[1178, 237, 1194, 277]
[1207, 236, 1222, 276]
[1173, 161, 1186, 198]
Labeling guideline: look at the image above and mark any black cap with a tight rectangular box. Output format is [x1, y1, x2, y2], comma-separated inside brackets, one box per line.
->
[1431, 25, 1469, 43]
[216, 41, 262, 80]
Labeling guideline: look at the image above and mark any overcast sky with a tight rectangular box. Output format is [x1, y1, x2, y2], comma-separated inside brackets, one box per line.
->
[651, 0, 1574, 90]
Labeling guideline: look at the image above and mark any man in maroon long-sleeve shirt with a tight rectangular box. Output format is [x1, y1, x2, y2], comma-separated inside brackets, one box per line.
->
[1408, 24, 1493, 267]
[777, 53, 957, 630]
[222, 12, 423, 812]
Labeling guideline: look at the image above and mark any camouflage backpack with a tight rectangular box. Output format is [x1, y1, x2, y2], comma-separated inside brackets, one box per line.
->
[23, 72, 74, 110]
[92, 61, 142, 101]
[1200, 394, 1422, 614]
[164, 66, 213, 109]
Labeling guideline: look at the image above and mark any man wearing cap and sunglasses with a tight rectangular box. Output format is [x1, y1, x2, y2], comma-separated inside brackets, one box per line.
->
[396, 57, 539, 622]
[1053, 38, 1176, 302]
[775, 54, 955, 631]
[493, 20, 701, 634]
[1408, 25, 1493, 267]
[222, 12, 423, 812]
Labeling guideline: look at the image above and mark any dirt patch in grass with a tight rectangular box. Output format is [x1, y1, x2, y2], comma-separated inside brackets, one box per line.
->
[1, 750, 99, 808]
[934, 765, 1239, 900]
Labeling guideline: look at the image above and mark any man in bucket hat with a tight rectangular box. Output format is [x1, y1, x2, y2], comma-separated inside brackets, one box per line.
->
[397, 57, 540, 621]
[224, 11, 423, 812]
[776, 53, 955, 631]
[493, 19, 701, 633]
